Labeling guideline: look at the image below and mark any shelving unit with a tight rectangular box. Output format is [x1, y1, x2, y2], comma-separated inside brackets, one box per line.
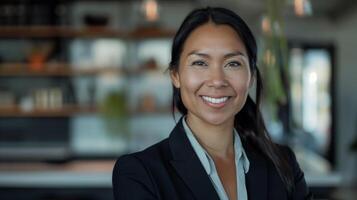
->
[0, 63, 123, 76]
[0, 105, 97, 117]
[0, 26, 175, 114]
[0, 105, 171, 118]
[0, 26, 175, 38]
[0, 1, 175, 200]
[0, 19, 175, 161]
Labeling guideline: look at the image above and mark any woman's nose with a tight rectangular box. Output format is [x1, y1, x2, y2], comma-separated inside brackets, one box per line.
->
[206, 67, 228, 88]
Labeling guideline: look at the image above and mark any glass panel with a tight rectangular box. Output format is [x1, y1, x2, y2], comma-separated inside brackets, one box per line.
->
[290, 48, 332, 155]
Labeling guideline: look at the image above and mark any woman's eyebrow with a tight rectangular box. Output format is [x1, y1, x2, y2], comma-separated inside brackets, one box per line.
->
[224, 51, 247, 59]
[187, 50, 210, 58]
[186, 50, 247, 59]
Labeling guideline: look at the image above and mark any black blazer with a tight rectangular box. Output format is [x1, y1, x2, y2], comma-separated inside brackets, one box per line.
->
[112, 118, 312, 200]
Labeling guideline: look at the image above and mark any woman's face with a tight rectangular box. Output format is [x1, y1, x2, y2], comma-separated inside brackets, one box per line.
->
[171, 22, 253, 127]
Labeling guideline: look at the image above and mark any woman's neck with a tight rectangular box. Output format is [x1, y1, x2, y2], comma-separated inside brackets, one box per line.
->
[186, 114, 235, 158]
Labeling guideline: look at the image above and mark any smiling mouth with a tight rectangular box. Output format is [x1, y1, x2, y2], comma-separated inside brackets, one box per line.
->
[201, 96, 231, 104]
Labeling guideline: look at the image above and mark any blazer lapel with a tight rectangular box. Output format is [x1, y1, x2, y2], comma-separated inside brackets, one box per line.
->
[245, 149, 268, 200]
[169, 118, 220, 200]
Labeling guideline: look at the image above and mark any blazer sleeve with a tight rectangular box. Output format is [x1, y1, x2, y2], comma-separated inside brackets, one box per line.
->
[285, 146, 314, 200]
[112, 154, 158, 200]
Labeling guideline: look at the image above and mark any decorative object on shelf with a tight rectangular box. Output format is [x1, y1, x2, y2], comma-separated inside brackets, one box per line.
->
[83, 14, 109, 27]
[139, 93, 156, 112]
[100, 91, 130, 139]
[33, 87, 63, 110]
[128, 70, 172, 114]
[293, 0, 313, 17]
[141, 0, 159, 22]
[69, 39, 126, 70]
[19, 95, 34, 112]
[26, 42, 54, 72]
[136, 38, 172, 71]
[141, 58, 158, 71]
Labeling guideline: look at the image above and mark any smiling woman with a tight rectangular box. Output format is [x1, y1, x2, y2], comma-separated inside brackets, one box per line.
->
[170, 23, 253, 128]
[112, 7, 312, 200]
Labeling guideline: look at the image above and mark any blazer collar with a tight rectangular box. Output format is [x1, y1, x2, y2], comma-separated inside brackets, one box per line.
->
[168, 117, 269, 200]
[168, 117, 220, 200]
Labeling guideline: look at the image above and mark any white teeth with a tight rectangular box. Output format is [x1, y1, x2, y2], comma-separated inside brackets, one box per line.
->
[202, 96, 229, 104]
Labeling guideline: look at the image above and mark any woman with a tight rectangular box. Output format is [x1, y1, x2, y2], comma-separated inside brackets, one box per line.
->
[112, 7, 312, 200]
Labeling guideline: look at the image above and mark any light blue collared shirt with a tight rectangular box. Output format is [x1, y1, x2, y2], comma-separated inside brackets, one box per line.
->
[182, 118, 250, 200]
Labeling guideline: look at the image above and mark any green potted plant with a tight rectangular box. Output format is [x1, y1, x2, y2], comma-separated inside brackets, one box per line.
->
[259, 0, 291, 134]
[100, 91, 130, 140]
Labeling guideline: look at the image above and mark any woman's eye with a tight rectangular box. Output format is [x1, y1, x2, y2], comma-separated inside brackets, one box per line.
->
[191, 60, 207, 66]
[225, 61, 242, 68]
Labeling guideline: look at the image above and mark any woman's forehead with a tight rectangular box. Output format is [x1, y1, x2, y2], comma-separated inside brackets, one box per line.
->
[181, 23, 248, 58]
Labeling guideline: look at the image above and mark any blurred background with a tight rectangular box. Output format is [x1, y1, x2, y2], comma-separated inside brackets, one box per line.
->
[0, 0, 356, 199]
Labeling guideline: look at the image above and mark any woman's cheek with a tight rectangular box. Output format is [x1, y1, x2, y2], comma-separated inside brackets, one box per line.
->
[231, 72, 251, 89]
[183, 71, 204, 90]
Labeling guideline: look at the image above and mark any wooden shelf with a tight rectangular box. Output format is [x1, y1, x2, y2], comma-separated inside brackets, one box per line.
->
[0, 26, 126, 38]
[128, 27, 176, 39]
[0, 63, 123, 76]
[132, 107, 172, 115]
[0, 160, 115, 187]
[0, 26, 175, 38]
[0, 105, 98, 117]
[0, 160, 115, 172]
[0, 105, 172, 118]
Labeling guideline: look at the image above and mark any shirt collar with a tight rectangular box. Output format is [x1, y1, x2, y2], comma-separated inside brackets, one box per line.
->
[182, 117, 212, 174]
[182, 117, 250, 175]
[233, 128, 250, 173]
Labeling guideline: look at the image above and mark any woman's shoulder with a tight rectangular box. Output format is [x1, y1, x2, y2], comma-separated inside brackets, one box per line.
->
[274, 144, 313, 199]
[276, 144, 314, 197]
[113, 137, 171, 171]
[275, 144, 300, 166]
[112, 138, 171, 199]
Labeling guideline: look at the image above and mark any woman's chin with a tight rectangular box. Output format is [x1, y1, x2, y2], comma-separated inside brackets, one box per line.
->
[201, 114, 233, 127]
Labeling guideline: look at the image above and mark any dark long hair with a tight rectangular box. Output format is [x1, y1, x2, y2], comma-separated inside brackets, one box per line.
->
[169, 7, 294, 195]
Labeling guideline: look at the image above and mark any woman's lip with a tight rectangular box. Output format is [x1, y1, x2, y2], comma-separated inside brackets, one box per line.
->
[200, 96, 231, 108]
[199, 95, 232, 98]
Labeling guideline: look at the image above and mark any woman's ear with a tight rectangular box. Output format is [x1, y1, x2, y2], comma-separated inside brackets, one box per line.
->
[170, 70, 181, 88]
